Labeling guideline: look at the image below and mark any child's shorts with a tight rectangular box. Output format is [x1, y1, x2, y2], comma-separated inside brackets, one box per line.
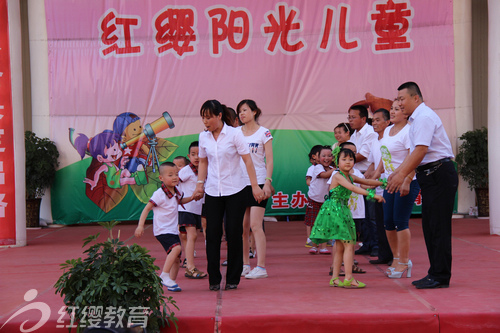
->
[304, 199, 322, 226]
[179, 212, 201, 233]
[155, 233, 181, 257]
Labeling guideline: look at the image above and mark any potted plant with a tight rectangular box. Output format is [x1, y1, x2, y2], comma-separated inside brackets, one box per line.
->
[455, 127, 488, 216]
[54, 221, 178, 332]
[25, 131, 60, 227]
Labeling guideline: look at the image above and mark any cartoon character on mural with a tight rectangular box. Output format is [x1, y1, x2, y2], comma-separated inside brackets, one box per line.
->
[113, 112, 149, 173]
[69, 112, 177, 213]
[79, 130, 148, 190]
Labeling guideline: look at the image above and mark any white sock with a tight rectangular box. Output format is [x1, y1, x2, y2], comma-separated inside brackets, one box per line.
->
[160, 272, 174, 285]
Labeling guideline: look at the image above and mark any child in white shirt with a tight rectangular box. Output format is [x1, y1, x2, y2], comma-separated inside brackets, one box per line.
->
[135, 162, 196, 292]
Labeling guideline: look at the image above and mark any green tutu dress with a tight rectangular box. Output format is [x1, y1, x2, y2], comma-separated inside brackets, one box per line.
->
[310, 172, 357, 244]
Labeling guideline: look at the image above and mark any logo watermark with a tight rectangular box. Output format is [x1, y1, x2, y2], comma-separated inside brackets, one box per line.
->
[1, 289, 149, 332]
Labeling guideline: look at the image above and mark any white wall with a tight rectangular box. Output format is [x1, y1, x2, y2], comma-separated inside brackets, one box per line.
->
[453, 0, 475, 214]
[27, 0, 52, 222]
[488, 0, 500, 235]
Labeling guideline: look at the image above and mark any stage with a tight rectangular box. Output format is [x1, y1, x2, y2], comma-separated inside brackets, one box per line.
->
[1, 218, 499, 332]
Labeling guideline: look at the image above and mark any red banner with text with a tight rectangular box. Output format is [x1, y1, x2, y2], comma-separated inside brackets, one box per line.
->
[0, 0, 17, 244]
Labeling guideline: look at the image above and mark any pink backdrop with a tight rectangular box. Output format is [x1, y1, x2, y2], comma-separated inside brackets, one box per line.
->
[45, 0, 455, 168]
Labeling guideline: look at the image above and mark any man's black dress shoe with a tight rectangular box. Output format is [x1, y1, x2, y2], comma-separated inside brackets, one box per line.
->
[370, 248, 379, 257]
[209, 284, 220, 291]
[415, 278, 449, 289]
[355, 247, 370, 255]
[225, 284, 238, 290]
[412, 275, 430, 286]
[369, 258, 391, 265]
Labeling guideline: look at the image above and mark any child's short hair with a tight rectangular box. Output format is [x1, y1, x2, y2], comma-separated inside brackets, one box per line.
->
[189, 141, 199, 153]
[308, 145, 323, 159]
[173, 156, 189, 165]
[160, 161, 176, 173]
[338, 148, 356, 163]
[339, 141, 356, 150]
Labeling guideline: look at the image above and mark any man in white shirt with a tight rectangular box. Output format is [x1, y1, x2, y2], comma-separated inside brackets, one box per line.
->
[387, 82, 458, 289]
[347, 105, 378, 256]
[348, 105, 379, 256]
[366, 108, 393, 265]
[349, 105, 378, 173]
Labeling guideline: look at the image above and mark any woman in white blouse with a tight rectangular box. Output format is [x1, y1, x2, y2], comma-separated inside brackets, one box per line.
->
[194, 100, 264, 291]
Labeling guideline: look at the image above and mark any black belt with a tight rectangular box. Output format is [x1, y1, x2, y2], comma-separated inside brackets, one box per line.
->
[416, 158, 451, 174]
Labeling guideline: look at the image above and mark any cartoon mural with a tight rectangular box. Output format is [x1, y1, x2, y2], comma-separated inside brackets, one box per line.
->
[68, 112, 177, 213]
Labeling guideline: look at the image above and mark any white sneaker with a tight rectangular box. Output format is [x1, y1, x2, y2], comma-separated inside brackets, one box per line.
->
[241, 265, 251, 276]
[245, 266, 268, 279]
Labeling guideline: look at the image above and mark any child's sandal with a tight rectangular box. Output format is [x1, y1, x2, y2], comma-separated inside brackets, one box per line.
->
[343, 278, 366, 289]
[352, 265, 366, 274]
[329, 277, 344, 287]
[185, 267, 207, 279]
[330, 267, 346, 276]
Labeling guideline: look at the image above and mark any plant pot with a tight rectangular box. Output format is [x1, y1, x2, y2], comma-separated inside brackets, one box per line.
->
[475, 187, 489, 217]
[26, 198, 42, 227]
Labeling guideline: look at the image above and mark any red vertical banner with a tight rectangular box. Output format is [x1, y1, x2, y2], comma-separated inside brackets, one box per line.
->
[0, 0, 17, 245]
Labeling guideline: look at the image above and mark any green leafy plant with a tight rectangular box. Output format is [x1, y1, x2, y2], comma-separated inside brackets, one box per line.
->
[54, 221, 178, 332]
[25, 131, 60, 199]
[455, 127, 488, 190]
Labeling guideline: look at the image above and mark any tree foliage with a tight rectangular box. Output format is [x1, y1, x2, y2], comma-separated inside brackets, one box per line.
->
[456, 127, 488, 190]
[25, 131, 60, 199]
[54, 221, 178, 332]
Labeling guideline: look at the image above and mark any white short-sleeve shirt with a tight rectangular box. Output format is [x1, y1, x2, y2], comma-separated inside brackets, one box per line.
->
[149, 187, 182, 236]
[308, 164, 332, 203]
[178, 164, 203, 215]
[379, 125, 412, 178]
[408, 103, 454, 165]
[328, 168, 365, 219]
[350, 123, 378, 172]
[306, 165, 314, 179]
[368, 140, 384, 196]
[239, 126, 273, 185]
[199, 123, 250, 196]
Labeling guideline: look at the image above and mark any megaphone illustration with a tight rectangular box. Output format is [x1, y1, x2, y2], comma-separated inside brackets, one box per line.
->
[120, 111, 175, 149]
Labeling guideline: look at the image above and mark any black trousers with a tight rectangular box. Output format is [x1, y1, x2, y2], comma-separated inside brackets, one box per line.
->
[361, 198, 378, 250]
[205, 188, 248, 286]
[375, 200, 393, 261]
[416, 161, 458, 284]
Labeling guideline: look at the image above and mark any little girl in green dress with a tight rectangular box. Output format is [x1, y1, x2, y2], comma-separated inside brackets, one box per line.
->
[310, 148, 384, 288]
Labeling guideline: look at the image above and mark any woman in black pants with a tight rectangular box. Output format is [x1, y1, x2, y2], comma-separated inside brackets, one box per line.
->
[193, 100, 264, 291]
